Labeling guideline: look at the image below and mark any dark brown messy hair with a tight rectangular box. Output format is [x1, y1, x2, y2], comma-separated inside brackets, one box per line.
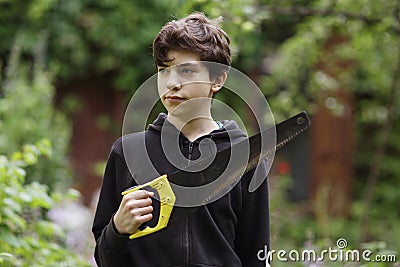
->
[152, 12, 231, 78]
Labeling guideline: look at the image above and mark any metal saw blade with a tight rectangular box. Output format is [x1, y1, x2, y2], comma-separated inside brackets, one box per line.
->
[163, 111, 311, 224]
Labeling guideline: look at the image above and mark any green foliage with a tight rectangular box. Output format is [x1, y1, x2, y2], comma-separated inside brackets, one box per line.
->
[0, 0, 185, 90]
[0, 29, 88, 266]
[0, 139, 90, 267]
[0, 35, 71, 189]
[0, 0, 274, 91]
[260, 0, 400, 111]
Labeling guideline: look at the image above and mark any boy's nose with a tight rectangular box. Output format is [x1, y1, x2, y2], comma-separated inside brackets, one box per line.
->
[166, 72, 182, 90]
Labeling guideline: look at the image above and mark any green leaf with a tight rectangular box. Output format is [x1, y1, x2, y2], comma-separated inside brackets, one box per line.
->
[0, 252, 16, 264]
[34, 220, 65, 239]
[0, 232, 23, 248]
[26, 182, 54, 209]
[2, 206, 26, 231]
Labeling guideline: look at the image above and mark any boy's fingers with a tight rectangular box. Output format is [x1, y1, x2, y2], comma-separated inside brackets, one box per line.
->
[126, 197, 152, 209]
[124, 190, 154, 200]
[130, 205, 153, 217]
[137, 213, 153, 225]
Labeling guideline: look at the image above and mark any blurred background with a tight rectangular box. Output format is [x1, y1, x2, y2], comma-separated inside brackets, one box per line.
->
[0, 0, 399, 266]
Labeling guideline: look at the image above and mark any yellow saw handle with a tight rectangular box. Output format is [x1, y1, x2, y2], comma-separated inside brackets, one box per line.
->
[121, 174, 175, 239]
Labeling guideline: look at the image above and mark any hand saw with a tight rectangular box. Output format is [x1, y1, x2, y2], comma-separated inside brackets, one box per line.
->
[122, 111, 311, 239]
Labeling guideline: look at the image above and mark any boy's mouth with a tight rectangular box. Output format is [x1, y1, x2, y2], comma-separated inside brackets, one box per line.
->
[165, 95, 185, 102]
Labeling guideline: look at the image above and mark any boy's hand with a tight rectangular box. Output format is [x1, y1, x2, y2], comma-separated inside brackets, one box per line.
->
[113, 190, 154, 235]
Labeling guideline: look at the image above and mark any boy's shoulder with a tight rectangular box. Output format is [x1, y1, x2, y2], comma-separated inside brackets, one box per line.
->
[217, 120, 248, 142]
[109, 131, 147, 158]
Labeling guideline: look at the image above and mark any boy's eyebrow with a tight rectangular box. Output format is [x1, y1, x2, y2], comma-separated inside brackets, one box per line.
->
[157, 62, 202, 70]
[177, 62, 201, 68]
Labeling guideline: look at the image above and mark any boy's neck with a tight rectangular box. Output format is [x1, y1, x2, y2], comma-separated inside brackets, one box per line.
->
[167, 114, 219, 142]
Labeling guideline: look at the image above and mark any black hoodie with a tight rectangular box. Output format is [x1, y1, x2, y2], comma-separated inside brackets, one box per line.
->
[92, 113, 270, 267]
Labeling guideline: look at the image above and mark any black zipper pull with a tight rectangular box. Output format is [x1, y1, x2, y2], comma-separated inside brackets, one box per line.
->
[188, 142, 194, 161]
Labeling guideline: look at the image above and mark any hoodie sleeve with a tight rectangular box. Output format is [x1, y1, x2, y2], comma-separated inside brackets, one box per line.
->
[92, 142, 135, 267]
[234, 160, 270, 267]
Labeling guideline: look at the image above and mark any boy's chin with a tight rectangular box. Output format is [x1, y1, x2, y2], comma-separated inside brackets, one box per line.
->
[167, 98, 212, 118]
[168, 107, 206, 120]
[168, 106, 194, 117]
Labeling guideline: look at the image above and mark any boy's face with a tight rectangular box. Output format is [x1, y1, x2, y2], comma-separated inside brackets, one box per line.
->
[157, 50, 220, 116]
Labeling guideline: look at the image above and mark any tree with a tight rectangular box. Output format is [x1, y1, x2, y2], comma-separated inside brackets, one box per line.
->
[258, 0, 400, 247]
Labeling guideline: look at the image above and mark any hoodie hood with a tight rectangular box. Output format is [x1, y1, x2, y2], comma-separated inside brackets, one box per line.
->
[147, 113, 247, 144]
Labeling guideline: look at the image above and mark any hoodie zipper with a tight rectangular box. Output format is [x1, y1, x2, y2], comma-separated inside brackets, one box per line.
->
[184, 141, 193, 266]
[188, 142, 194, 162]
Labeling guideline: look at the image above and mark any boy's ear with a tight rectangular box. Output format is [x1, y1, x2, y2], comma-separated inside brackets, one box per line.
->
[211, 72, 227, 93]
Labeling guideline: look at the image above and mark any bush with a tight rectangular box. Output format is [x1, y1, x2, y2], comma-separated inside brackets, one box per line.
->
[0, 33, 71, 189]
[0, 139, 90, 266]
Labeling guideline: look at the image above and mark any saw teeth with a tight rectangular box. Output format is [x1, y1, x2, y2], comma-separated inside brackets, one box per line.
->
[207, 113, 310, 202]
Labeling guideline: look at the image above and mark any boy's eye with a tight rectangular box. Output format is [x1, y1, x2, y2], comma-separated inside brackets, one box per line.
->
[180, 68, 195, 74]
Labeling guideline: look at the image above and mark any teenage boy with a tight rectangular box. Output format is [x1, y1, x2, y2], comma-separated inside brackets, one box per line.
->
[92, 12, 270, 267]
